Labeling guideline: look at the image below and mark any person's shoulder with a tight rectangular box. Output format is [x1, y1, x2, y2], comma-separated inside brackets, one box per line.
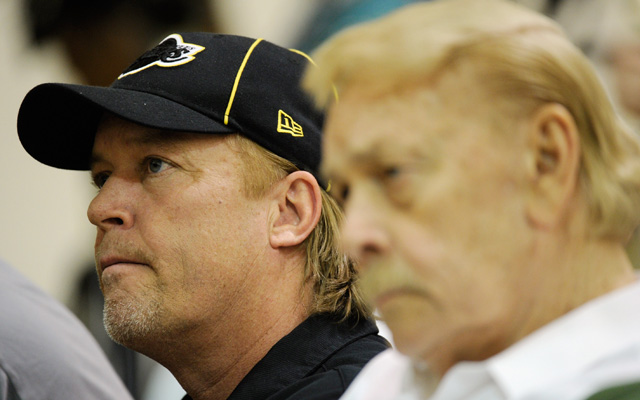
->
[265, 367, 361, 399]
[264, 358, 386, 400]
[585, 381, 640, 400]
[323, 324, 391, 369]
[0, 260, 134, 400]
[264, 333, 391, 400]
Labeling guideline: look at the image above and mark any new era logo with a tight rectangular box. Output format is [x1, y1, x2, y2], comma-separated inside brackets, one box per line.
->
[277, 110, 303, 137]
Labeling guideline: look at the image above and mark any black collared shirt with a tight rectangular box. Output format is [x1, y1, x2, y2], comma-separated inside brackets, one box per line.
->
[182, 314, 389, 400]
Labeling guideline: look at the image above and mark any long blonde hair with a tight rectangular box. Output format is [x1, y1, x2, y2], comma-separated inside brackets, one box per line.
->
[229, 134, 371, 322]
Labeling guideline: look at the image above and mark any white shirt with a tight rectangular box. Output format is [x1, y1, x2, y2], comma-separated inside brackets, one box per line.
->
[341, 280, 640, 400]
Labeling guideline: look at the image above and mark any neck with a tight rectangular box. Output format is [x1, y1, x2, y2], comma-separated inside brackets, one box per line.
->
[169, 300, 310, 400]
[139, 262, 314, 400]
[537, 234, 635, 312]
[423, 232, 637, 378]
[503, 234, 636, 355]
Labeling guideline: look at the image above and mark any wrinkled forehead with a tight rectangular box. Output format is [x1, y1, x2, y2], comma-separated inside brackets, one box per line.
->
[325, 71, 471, 143]
[321, 67, 511, 179]
[322, 86, 441, 174]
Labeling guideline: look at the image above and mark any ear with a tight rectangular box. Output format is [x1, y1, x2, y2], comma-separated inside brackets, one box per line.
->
[269, 171, 322, 248]
[525, 103, 581, 230]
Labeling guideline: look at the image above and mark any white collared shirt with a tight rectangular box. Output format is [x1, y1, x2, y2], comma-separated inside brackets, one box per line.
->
[341, 280, 640, 400]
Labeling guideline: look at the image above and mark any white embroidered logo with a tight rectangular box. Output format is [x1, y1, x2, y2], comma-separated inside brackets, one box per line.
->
[118, 34, 205, 79]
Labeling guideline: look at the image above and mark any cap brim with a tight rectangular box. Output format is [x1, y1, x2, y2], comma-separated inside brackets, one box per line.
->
[17, 83, 234, 170]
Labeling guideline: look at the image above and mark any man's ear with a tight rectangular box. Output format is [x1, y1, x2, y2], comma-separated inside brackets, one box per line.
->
[269, 171, 322, 248]
[525, 103, 581, 230]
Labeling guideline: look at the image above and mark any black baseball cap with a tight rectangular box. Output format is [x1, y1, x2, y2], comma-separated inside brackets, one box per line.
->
[17, 32, 326, 186]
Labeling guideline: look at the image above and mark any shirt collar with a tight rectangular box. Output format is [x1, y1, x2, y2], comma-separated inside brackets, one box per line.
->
[486, 280, 640, 399]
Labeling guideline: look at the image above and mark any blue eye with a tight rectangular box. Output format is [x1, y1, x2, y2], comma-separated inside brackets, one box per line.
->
[147, 158, 168, 173]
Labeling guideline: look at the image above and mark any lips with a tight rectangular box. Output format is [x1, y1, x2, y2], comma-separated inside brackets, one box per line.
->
[99, 256, 147, 273]
[373, 287, 424, 308]
[101, 257, 145, 269]
[96, 237, 153, 270]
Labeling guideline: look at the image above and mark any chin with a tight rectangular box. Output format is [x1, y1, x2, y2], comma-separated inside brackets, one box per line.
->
[103, 296, 161, 347]
[391, 326, 430, 358]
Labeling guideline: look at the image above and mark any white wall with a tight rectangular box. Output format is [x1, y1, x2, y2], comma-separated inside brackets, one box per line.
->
[0, 0, 96, 302]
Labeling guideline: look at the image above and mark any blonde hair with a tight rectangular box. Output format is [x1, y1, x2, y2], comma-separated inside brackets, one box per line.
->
[304, 0, 640, 241]
[228, 134, 371, 322]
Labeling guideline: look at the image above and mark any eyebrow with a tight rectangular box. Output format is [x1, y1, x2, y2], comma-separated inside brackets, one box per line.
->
[322, 134, 434, 179]
[321, 141, 388, 178]
[350, 139, 429, 163]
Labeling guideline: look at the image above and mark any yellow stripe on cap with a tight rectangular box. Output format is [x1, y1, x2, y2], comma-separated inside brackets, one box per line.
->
[290, 48, 339, 103]
[225, 38, 263, 125]
[289, 48, 316, 66]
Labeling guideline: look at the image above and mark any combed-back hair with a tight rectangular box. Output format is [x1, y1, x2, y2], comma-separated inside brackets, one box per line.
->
[304, 0, 640, 241]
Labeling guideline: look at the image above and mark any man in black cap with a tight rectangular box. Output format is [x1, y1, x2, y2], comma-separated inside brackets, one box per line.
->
[17, 33, 388, 400]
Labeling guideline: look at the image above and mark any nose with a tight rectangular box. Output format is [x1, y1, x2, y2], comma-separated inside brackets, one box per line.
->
[341, 185, 390, 268]
[87, 177, 135, 232]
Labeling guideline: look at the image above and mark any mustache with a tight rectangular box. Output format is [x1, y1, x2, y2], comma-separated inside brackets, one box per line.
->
[359, 259, 423, 302]
[95, 237, 155, 270]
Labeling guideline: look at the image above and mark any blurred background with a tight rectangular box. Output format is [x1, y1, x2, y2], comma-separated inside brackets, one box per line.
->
[1, 0, 639, 398]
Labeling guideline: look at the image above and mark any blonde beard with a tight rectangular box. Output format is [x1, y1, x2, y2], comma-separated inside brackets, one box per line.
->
[103, 296, 162, 347]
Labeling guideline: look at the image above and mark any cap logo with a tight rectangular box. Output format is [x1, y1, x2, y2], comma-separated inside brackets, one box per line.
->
[118, 34, 205, 79]
[277, 110, 303, 137]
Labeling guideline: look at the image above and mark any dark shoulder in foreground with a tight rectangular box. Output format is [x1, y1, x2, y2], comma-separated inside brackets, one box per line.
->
[262, 315, 390, 400]
[183, 314, 389, 400]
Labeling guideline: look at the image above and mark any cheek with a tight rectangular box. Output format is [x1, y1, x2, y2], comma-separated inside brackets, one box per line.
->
[391, 210, 523, 321]
[410, 160, 522, 252]
[389, 212, 493, 303]
[159, 184, 244, 244]
[136, 193, 226, 274]
[161, 193, 268, 273]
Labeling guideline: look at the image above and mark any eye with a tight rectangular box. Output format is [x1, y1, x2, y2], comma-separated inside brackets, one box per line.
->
[339, 186, 350, 204]
[379, 164, 421, 208]
[330, 182, 350, 207]
[377, 165, 403, 188]
[92, 172, 110, 189]
[145, 157, 170, 174]
[382, 166, 400, 179]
